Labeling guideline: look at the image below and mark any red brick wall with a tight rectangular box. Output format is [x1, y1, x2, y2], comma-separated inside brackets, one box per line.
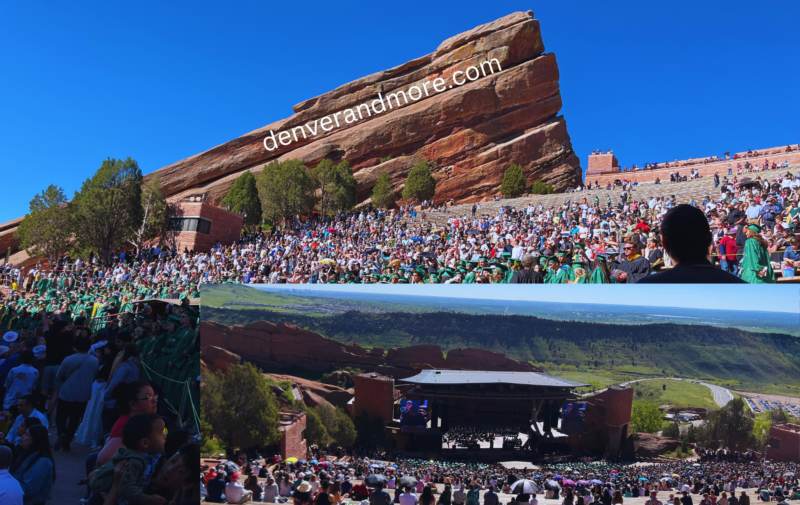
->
[353, 374, 395, 424]
[764, 423, 800, 463]
[168, 201, 244, 253]
[587, 152, 619, 174]
[586, 150, 800, 186]
[279, 411, 307, 460]
[602, 385, 634, 427]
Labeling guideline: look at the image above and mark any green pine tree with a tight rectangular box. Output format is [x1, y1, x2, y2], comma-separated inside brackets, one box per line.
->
[501, 163, 527, 199]
[402, 160, 436, 204]
[530, 179, 555, 195]
[222, 170, 262, 230]
[256, 159, 316, 224]
[15, 185, 73, 263]
[311, 159, 358, 216]
[371, 171, 397, 209]
[70, 157, 143, 264]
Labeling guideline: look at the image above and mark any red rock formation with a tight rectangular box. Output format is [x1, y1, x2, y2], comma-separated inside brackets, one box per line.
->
[633, 433, 693, 458]
[265, 373, 353, 409]
[201, 320, 540, 376]
[145, 11, 582, 207]
[200, 345, 241, 374]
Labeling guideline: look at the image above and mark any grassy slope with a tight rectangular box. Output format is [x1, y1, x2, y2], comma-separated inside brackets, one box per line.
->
[629, 380, 719, 411]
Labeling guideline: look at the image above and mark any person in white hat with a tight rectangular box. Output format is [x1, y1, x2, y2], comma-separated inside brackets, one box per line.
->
[1, 332, 18, 344]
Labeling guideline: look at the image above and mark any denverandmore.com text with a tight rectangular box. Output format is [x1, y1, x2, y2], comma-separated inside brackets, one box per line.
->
[263, 58, 503, 152]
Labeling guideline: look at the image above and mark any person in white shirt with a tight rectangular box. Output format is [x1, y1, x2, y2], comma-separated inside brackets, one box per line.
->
[3, 395, 47, 445]
[0, 446, 23, 505]
[226, 473, 252, 504]
[400, 487, 419, 505]
[263, 477, 280, 503]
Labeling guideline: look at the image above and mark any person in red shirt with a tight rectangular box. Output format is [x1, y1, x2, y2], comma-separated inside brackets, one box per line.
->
[718, 227, 740, 275]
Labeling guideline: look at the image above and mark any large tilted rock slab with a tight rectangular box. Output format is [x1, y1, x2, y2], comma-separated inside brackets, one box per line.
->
[148, 11, 582, 205]
[200, 320, 540, 375]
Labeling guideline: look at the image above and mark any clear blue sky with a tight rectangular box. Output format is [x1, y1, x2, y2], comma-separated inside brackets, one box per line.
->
[1, 1, 797, 223]
[255, 285, 800, 314]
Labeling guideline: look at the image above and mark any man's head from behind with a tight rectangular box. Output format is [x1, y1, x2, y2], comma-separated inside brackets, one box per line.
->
[660, 205, 712, 263]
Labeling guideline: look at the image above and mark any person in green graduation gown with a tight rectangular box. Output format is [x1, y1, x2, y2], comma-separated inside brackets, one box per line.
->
[544, 258, 558, 283]
[163, 312, 198, 409]
[572, 262, 589, 283]
[149, 315, 181, 378]
[589, 255, 614, 284]
[740, 223, 776, 284]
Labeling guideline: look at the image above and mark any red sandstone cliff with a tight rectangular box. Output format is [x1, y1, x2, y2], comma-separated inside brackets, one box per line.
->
[145, 11, 582, 206]
[201, 320, 540, 377]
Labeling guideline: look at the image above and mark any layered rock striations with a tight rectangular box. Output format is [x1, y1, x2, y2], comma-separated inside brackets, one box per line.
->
[148, 11, 582, 206]
[201, 320, 540, 378]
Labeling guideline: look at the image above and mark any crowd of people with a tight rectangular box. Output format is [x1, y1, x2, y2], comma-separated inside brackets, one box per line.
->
[589, 146, 797, 175]
[442, 426, 522, 450]
[81, 171, 793, 286]
[0, 247, 202, 504]
[198, 446, 799, 505]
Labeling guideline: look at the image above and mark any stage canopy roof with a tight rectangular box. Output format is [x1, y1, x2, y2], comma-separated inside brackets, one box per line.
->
[401, 370, 589, 388]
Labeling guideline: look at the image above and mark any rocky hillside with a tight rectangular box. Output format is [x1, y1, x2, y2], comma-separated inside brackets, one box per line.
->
[145, 11, 582, 205]
[201, 319, 541, 379]
[203, 309, 799, 390]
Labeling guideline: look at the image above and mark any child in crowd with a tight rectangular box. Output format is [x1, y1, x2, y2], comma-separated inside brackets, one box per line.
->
[89, 413, 167, 504]
[32, 337, 47, 359]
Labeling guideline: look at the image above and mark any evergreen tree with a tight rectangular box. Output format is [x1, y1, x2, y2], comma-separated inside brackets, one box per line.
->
[501, 164, 527, 199]
[70, 157, 143, 264]
[305, 406, 331, 446]
[201, 363, 281, 449]
[312, 159, 357, 216]
[371, 171, 397, 209]
[15, 185, 73, 263]
[402, 161, 436, 204]
[222, 170, 262, 230]
[256, 159, 316, 224]
[530, 179, 555, 195]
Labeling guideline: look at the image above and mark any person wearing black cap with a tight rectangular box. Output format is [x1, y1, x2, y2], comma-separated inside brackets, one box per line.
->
[509, 255, 543, 284]
[638, 205, 745, 283]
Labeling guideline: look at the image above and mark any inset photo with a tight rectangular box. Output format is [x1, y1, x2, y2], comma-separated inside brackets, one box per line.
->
[200, 283, 799, 501]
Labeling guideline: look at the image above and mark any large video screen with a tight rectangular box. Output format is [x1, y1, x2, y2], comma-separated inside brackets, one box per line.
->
[400, 399, 428, 433]
[560, 402, 586, 433]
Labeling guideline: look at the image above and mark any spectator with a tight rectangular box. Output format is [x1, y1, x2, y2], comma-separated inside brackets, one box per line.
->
[0, 445, 23, 505]
[3, 351, 38, 413]
[53, 336, 99, 453]
[639, 205, 745, 283]
[3, 395, 47, 446]
[9, 424, 54, 505]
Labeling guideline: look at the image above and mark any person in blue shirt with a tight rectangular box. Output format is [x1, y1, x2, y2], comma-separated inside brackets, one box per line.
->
[9, 424, 54, 505]
[3, 395, 47, 446]
[783, 236, 800, 269]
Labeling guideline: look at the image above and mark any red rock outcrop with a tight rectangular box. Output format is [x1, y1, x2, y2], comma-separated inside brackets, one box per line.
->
[145, 11, 581, 207]
[201, 320, 540, 376]
[200, 345, 241, 374]
[265, 373, 353, 409]
[633, 433, 688, 458]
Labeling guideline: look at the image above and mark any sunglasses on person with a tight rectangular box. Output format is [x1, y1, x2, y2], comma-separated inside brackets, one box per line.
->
[623, 246, 635, 250]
